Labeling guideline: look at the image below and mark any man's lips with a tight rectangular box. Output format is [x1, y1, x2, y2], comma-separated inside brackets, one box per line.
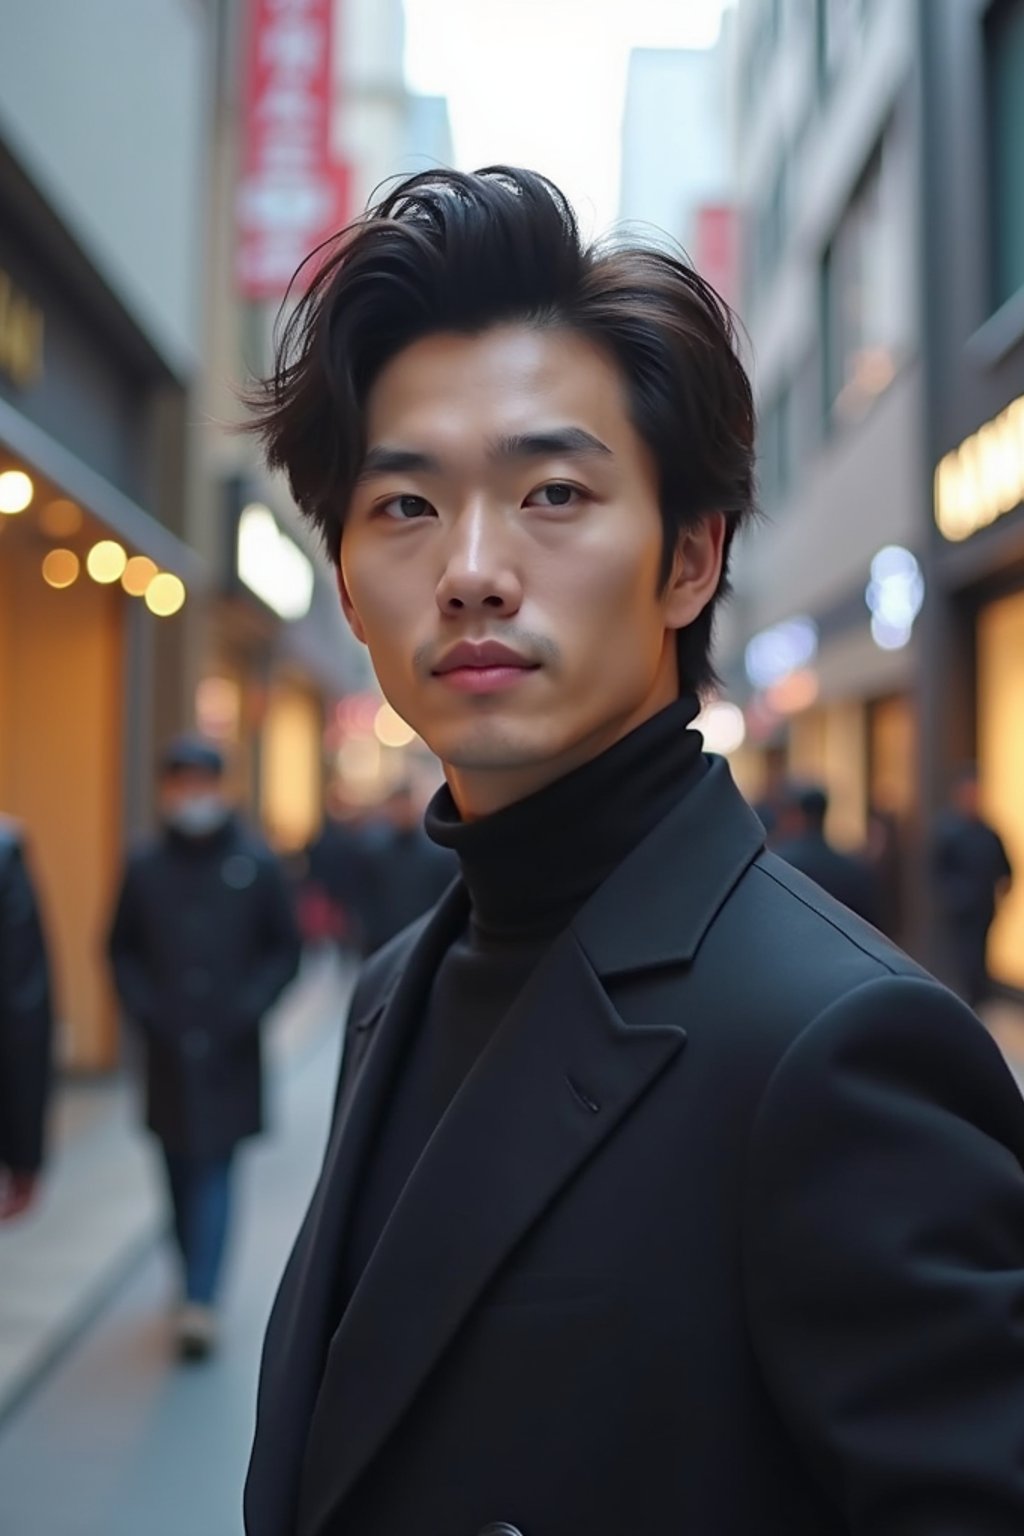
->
[431, 641, 539, 675]
[430, 641, 541, 694]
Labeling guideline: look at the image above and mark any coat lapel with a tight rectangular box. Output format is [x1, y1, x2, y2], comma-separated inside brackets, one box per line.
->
[295, 755, 765, 1536]
[297, 928, 686, 1534]
[249, 881, 469, 1533]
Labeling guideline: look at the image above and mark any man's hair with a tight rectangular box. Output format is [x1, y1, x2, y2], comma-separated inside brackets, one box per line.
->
[246, 165, 756, 694]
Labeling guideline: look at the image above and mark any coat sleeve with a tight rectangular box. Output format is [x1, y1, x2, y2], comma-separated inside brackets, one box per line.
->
[223, 852, 302, 1040]
[0, 837, 54, 1172]
[741, 974, 1024, 1533]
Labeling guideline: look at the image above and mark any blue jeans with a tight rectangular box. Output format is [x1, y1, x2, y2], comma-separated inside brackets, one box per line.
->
[162, 1153, 233, 1305]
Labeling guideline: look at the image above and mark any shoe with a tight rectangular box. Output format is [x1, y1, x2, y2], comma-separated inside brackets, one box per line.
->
[176, 1303, 218, 1362]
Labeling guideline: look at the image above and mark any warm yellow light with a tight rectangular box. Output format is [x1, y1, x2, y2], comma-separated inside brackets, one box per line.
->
[338, 735, 383, 787]
[86, 540, 128, 584]
[145, 572, 186, 616]
[0, 469, 34, 514]
[935, 394, 1024, 542]
[42, 548, 80, 589]
[373, 702, 416, 749]
[121, 555, 158, 596]
[39, 498, 83, 538]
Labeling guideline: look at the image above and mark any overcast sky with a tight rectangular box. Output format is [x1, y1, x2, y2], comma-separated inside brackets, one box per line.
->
[403, 0, 731, 237]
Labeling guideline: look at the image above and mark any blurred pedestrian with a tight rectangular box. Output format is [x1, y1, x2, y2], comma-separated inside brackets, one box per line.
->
[0, 819, 53, 1221]
[773, 781, 884, 928]
[301, 794, 371, 955]
[359, 781, 457, 955]
[931, 766, 1012, 1007]
[108, 737, 301, 1360]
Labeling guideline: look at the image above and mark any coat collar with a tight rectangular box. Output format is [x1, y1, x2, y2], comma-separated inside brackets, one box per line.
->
[287, 756, 764, 1535]
[572, 755, 766, 975]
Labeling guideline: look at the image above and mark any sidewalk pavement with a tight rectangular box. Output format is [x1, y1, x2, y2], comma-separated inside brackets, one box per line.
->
[0, 948, 352, 1425]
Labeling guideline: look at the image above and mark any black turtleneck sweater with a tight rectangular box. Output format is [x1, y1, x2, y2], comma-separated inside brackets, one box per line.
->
[338, 696, 707, 1306]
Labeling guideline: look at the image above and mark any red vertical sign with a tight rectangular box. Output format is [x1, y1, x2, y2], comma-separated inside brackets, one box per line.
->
[236, 0, 351, 299]
[693, 205, 738, 309]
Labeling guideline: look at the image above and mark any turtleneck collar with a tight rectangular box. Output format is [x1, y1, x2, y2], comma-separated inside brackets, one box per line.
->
[425, 694, 706, 940]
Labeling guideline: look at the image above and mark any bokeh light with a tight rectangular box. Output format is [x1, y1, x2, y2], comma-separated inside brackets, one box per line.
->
[41, 548, 81, 589]
[86, 540, 128, 584]
[0, 469, 34, 514]
[144, 572, 186, 616]
[122, 555, 158, 596]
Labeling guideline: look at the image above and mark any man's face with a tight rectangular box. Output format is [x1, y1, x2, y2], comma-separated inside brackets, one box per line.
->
[340, 326, 722, 815]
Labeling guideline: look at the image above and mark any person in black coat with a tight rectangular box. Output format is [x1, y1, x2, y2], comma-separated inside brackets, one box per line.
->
[0, 819, 53, 1221]
[772, 780, 884, 929]
[931, 766, 1013, 1006]
[108, 737, 301, 1359]
[242, 168, 1024, 1535]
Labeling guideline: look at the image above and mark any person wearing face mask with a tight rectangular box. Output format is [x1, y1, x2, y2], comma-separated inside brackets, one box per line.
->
[108, 736, 301, 1360]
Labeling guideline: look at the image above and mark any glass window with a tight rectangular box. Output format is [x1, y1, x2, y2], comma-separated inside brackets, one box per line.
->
[986, 0, 1024, 310]
[821, 137, 906, 429]
[816, 0, 865, 92]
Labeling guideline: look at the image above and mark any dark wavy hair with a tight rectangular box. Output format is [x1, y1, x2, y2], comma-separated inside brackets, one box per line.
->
[245, 165, 756, 694]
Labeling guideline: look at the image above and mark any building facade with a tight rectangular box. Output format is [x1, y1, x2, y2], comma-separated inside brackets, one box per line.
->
[0, 0, 213, 1067]
[918, 0, 1024, 988]
[725, 0, 925, 944]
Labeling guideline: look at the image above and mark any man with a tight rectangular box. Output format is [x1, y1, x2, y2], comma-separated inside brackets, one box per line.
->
[245, 168, 1024, 1534]
[0, 819, 53, 1221]
[359, 781, 457, 955]
[772, 781, 883, 929]
[109, 737, 301, 1360]
[932, 765, 1013, 1007]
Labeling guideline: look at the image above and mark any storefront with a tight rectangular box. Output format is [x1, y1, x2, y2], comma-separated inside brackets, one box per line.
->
[929, 393, 1024, 991]
[196, 483, 363, 853]
[0, 231, 202, 1069]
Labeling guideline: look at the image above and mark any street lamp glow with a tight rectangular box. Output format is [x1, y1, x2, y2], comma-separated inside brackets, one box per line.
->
[0, 469, 34, 514]
[145, 572, 186, 616]
[86, 540, 128, 584]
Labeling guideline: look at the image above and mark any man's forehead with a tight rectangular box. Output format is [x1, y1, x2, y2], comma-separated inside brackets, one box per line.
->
[364, 326, 630, 451]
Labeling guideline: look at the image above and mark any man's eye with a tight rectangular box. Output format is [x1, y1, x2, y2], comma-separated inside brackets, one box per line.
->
[380, 495, 434, 520]
[526, 483, 582, 509]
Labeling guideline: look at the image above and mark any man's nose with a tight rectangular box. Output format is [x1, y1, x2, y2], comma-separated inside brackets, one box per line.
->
[435, 506, 523, 616]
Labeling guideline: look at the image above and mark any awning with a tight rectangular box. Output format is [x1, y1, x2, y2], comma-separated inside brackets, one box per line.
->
[0, 393, 206, 586]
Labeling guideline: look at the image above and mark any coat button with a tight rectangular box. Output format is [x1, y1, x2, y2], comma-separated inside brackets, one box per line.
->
[478, 1526, 524, 1536]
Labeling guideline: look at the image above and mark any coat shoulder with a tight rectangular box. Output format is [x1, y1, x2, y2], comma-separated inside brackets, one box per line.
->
[696, 848, 933, 1051]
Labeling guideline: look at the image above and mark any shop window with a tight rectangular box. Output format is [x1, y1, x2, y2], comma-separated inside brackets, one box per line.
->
[977, 592, 1024, 989]
[985, 0, 1024, 312]
[821, 133, 908, 430]
[757, 381, 794, 511]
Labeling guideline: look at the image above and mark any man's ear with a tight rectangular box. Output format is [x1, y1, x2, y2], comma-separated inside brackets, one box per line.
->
[663, 512, 727, 632]
[337, 566, 367, 645]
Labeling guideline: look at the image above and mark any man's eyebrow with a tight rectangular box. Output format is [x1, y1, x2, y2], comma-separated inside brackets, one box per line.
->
[356, 445, 442, 480]
[490, 428, 613, 461]
[355, 427, 613, 482]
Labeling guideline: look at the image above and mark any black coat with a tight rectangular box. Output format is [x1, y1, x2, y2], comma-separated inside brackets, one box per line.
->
[773, 829, 883, 928]
[0, 823, 53, 1173]
[108, 817, 301, 1160]
[246, 760, 1024, 1536]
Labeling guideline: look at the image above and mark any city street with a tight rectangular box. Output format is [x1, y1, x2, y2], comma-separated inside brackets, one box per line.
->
[0, 956, 349, 1536]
